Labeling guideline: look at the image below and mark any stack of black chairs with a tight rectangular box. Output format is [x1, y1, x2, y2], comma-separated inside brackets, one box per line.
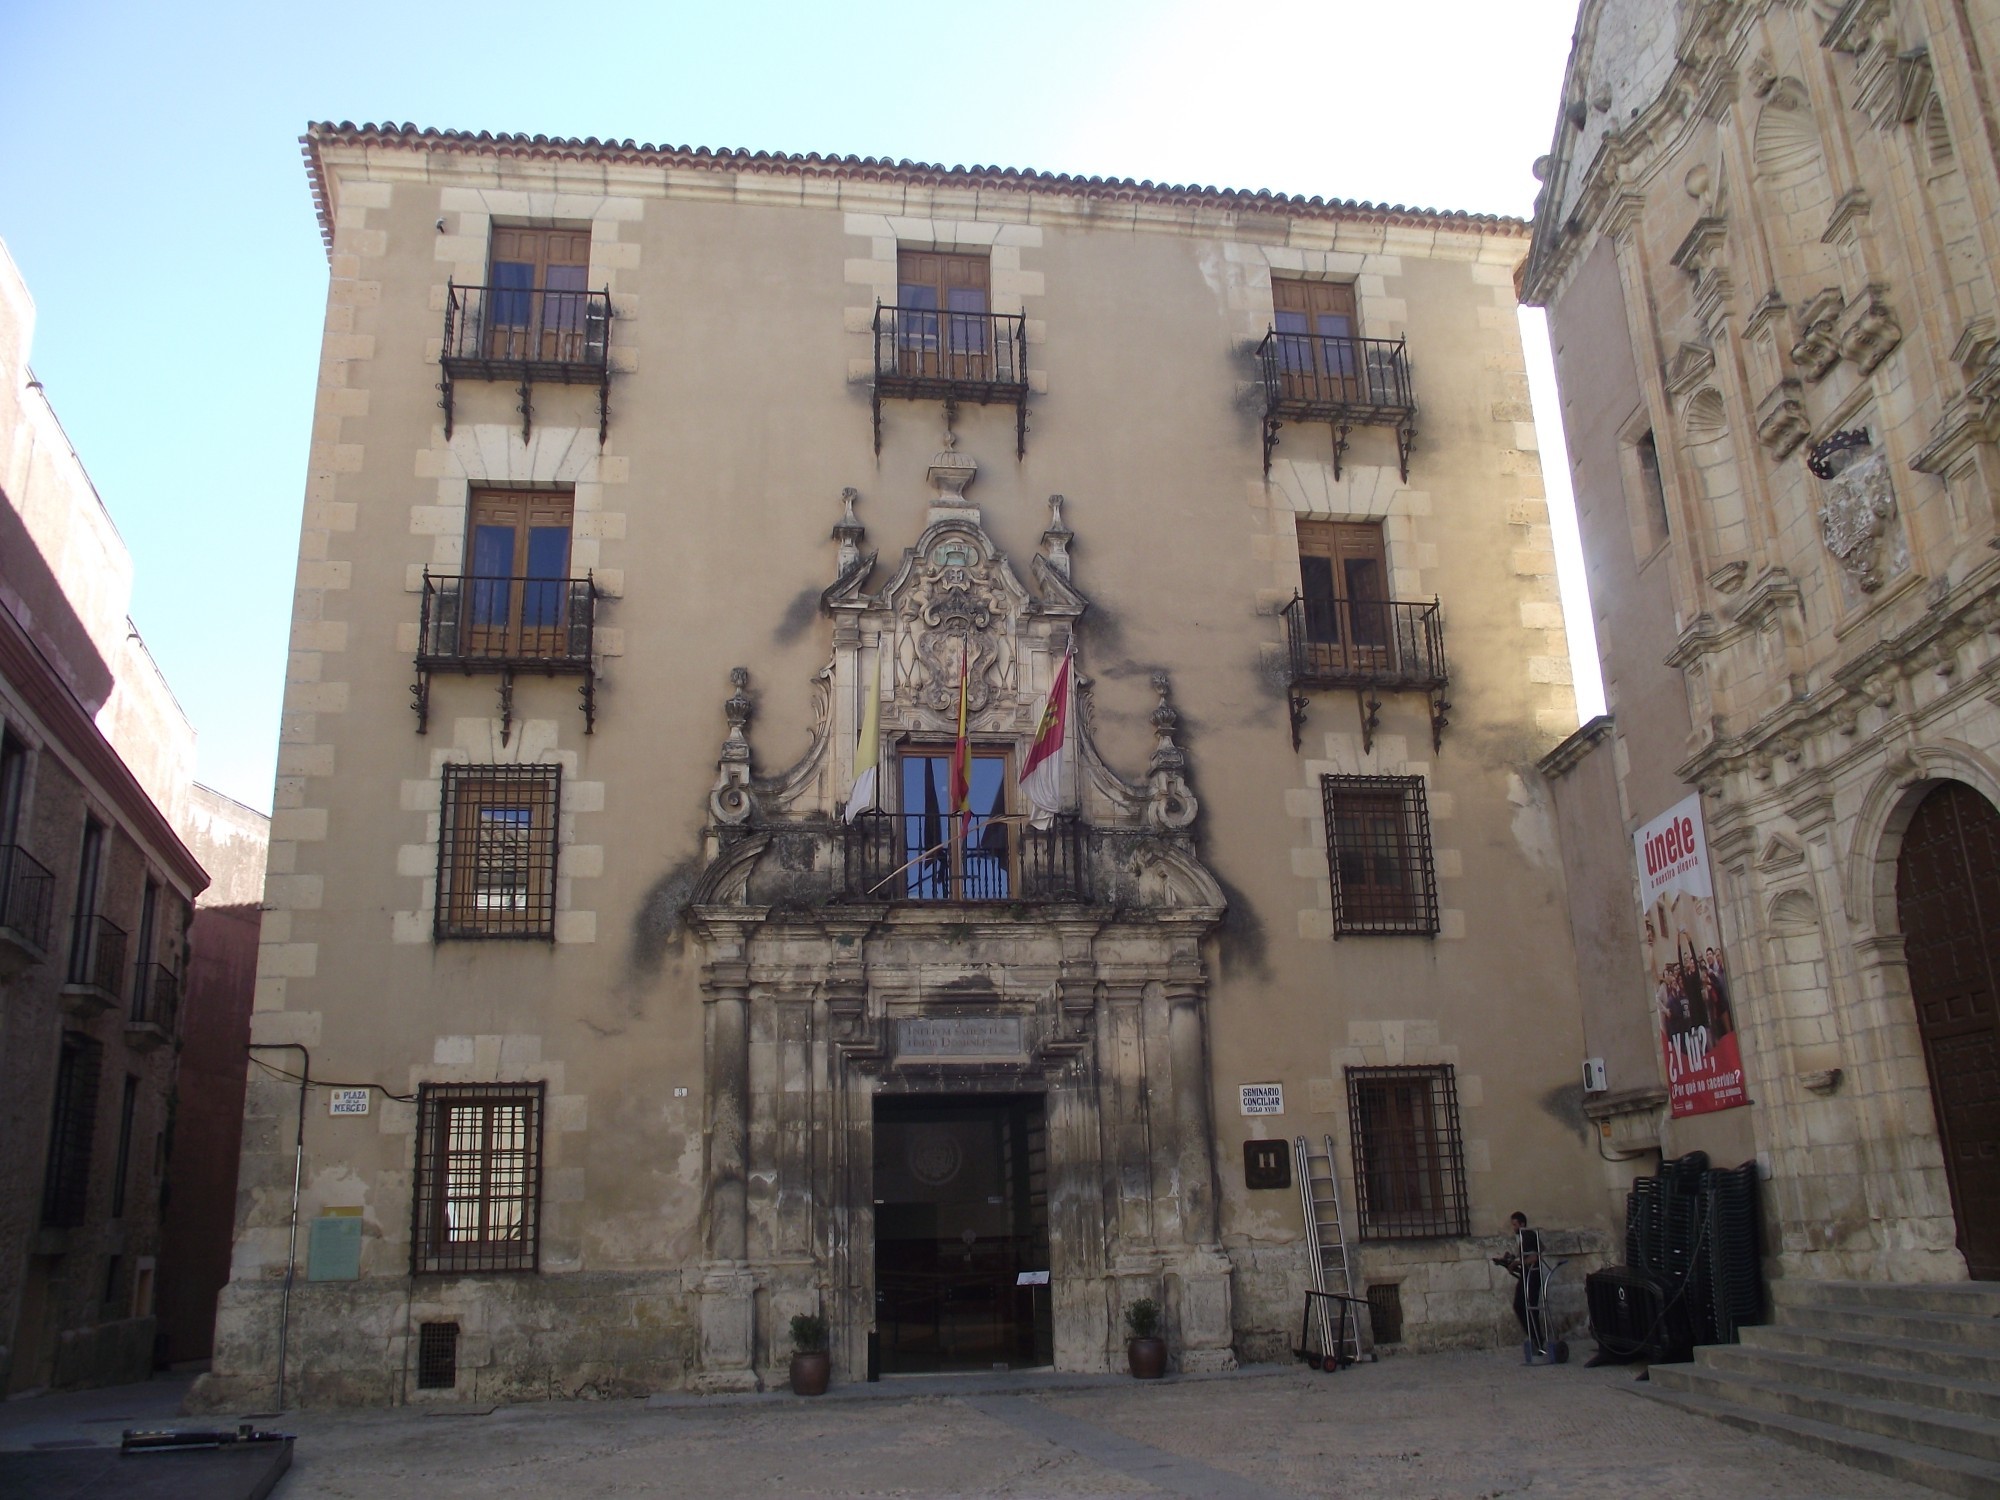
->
[1586, 1151, 1763, 1363]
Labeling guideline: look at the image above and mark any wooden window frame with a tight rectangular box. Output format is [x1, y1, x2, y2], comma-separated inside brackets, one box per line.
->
[463, 488, 577, 661]
[411, 1083, 545, 1275]
[1321, 775, 1440, 937]
[485, 225, 592, 363]
[1272, 277, 1363, 402]
[1297, 520, 1394, 675]
[1346, 1064, 1469, 1240]
[895, 250, 993, 382]
[435, 765, 561, 941]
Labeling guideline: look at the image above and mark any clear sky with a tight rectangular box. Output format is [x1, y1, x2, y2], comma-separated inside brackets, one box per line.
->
[0, 0, 1595, 813]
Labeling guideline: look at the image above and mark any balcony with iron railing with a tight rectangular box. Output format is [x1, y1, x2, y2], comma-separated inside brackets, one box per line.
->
[1282, 593, 1449, 754]
[0, 844, 55, 976]
[63, 913, 128, 1016]
[129, 962, 180, 1048]
[440, 281, 613, 443]
[412, 571, 599, 740]
[842, 812, 1089, 905]
[1256, 330, 1417, 479]
[871, 304, 1031, 456]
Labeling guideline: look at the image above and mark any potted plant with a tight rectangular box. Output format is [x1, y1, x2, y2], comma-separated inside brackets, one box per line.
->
[1125, 1298, 1167, 1379]
[789, 1313, 830, 1396]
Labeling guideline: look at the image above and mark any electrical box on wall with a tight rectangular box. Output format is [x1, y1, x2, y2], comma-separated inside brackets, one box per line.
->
[1581, 1057, 1608, 1093]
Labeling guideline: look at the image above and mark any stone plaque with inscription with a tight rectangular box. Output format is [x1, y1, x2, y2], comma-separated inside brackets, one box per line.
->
[895, 1015, 1026, 1058]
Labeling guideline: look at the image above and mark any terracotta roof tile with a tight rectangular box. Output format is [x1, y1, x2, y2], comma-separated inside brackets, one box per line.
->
[301, 120, 1529, 257]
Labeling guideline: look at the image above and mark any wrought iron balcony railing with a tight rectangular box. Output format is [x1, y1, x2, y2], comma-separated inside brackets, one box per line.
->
[131, 962, 180, 1036]
[843, 812, 1089, 904]
[1256, 330, 1416, 480]
[440, 281, 613, 443]
[0, 844, 55, 956]
[1283, 594, 1449, 754]
[871, 303, 1030, 456]
[413, 571, 599, 741]
[67, 913, 129, 997]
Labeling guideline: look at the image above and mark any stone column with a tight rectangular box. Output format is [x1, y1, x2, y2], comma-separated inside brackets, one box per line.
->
[1164, 957, 1236, 1372]
[694, 949, 760, 1391]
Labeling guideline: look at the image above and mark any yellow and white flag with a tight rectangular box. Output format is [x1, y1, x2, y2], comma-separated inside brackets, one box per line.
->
[844, 651, 882, 823]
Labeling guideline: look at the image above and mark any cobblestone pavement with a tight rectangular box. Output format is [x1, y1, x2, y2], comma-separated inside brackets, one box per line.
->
[0, 1354, 1948, 1499]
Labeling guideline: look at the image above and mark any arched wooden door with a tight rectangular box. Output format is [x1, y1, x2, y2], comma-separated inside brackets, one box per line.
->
[1896, 781, 2000, 1278]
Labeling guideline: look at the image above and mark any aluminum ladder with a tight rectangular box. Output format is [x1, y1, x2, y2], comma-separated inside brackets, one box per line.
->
[1294, 1133, 1365, 1368]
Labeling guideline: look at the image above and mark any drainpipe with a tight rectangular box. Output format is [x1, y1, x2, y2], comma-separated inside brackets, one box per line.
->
[249, 1042, 309, 1410]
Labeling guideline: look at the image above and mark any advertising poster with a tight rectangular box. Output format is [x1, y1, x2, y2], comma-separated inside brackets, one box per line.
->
[1634, 793, 1747, 1117]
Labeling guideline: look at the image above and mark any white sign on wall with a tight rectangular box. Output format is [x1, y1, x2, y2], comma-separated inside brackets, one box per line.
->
[1239, 1083, 1284, 1116]
[328, 1088, 370, 1117]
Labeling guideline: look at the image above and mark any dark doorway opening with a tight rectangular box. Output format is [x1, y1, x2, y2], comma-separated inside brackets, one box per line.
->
[1896, 779, 2000, 1279]
[873, 1092, 1053, 1373]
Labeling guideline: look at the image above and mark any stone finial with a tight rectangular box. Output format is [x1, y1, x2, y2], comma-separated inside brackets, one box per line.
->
[927, 428, 977, 505]
[1042, 494, 1074, 579]
[710, 666, 756, 826]
[832, 487, 866, 575]
[1146, 671, 1198, 830]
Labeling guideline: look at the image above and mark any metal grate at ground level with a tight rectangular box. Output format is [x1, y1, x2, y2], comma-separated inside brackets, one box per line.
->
[417, 1322, 459, 1390]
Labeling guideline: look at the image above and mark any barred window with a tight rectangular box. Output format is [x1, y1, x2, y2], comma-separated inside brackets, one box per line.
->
[42, 1031, 103, 1228]
[436, 765, 560, 940]
[412, 1083, 544, 1274]
[1346, 1065, 1469, 1240]
[1321, 774, 1439, 936]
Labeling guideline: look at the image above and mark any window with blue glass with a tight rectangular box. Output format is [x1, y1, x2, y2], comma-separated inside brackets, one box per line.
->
[467, 489, 574, 660]
[898, 750, 1012, 901]
[486, 226, 590, 363]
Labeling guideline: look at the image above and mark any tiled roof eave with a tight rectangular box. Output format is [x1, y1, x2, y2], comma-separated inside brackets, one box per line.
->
[300, 120, 1531, 262]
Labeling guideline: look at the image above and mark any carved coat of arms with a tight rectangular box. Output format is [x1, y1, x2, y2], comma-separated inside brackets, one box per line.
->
[1817, 447, 1898, 593]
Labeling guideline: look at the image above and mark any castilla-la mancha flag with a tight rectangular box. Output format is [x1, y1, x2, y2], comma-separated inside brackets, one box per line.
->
[1020, 643, 1073, 828]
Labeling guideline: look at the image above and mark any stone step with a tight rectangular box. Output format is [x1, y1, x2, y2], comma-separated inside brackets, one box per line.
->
[1673, 1349, 2000, 1456]
[1702, 1342, 2000, 1422]
[1775, 1300, 2000, 1352]
[1741, 1324, 2000, 1387]
[1773, 1279, 2000, 1320]
[1635, 1382, 2000, 1500]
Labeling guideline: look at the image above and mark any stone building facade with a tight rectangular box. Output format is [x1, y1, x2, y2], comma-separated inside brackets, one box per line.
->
[1, 239, 213, 1391]
[201, 121, 1607, 1406]
[1524, 0, 2000, 1280]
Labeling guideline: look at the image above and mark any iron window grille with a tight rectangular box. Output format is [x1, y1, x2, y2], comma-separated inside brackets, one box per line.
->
[416, 1322, 460, 1389]
[1346, 1065, 1469, 1240]
[1320, 775, 1440, 937]
[435, 765, 561, 941]
[411, 1083, 544, 1275]
[42, 1031, 103, 1228]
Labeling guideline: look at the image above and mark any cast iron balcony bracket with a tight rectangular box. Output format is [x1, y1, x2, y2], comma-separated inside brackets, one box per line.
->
[1256, 329, 1416, 481]
[871, 303, 1031, 459]
[1282, 593, 1450, 754]
[440, 281, 614, 445]
[412, 570, 600, 744]
[841, 811, 1089, 905]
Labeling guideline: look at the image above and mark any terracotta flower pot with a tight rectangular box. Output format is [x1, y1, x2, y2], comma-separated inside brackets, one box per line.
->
[1126, 1336, 1167, 1379]
[790, 1350, 830, 1395]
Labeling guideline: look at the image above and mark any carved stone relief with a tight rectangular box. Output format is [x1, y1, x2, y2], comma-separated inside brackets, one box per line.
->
[1810, 435, 1904, 595]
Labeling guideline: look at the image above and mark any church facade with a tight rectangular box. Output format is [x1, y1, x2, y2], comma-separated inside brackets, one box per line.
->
[200, 122, 1603, 1405]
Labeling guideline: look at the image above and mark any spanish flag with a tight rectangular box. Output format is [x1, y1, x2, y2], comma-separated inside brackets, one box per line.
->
[949, 639, 972, 833]
[1021, 641, 1073, 828]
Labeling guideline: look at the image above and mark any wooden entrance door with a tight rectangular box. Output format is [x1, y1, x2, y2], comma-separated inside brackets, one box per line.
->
[1896, 780, 2000, 1278]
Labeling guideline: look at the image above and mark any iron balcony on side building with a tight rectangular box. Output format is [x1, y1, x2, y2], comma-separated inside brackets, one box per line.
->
[1282, 593, 1449, 754]
[412, 571, 600, 742]
[0, 843, 54, 975]
[440, 281, 613, 443]
[872, 303, 1030, 456]
[63, 912, 128, 1018]
[1257, 329, 1416, 479]
[128, 962, 180, 1049]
